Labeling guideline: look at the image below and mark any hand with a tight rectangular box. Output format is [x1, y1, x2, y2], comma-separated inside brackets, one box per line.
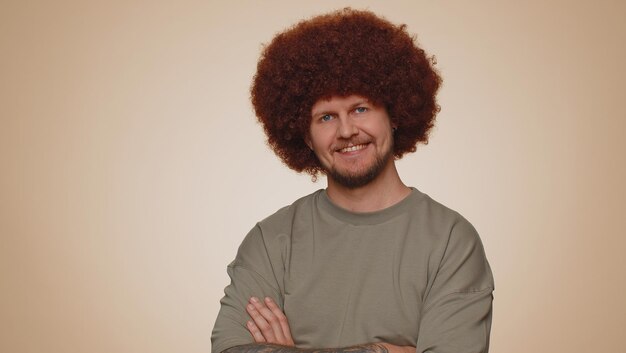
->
[246, 296, 295, 346]
[378, 343, 416, 353]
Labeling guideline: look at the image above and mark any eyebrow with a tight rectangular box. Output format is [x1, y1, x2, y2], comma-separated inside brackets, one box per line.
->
[311, 100, 370, 117]
[349, 100, 369, 109]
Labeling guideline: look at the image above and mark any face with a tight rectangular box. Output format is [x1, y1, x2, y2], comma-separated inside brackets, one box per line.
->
[308, 94, 395, 188]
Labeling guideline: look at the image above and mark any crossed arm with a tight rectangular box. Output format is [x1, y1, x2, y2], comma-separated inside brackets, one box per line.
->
[223, 343, 393, 353]
[221, 296, 415, 353]
[215, 219, 493, 353]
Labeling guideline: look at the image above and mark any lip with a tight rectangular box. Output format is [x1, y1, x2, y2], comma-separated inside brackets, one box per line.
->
[334, 142, 371, 156]
[337, 143, 368, 153]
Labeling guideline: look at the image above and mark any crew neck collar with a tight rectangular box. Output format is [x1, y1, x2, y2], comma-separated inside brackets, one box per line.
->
[316, 187, 422, 226]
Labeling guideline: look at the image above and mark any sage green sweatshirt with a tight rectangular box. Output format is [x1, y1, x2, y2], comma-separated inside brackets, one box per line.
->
[212, 188, 494, 353]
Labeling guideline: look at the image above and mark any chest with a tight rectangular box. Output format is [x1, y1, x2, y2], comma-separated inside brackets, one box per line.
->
[282, 224, 434, 348]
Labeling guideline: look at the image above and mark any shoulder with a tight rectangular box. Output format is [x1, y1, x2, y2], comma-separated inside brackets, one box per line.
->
[256, 189, 323, 234]
[232, 190, 322, 270]
[409, 189, 493, 291]
[407, 188, 487, 263]
[235, 190, 322, 257]
[409, 188, 475, 234]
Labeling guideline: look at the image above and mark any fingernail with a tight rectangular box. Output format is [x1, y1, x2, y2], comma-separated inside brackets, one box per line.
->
[250, 297, 259, 303]
[264, 297, 272, 303]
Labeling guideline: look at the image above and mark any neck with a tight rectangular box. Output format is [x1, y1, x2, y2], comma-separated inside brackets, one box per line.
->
[325, 161, 411, 213]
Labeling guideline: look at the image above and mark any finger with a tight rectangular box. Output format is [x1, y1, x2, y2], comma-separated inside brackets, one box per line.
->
[249, 297, 285, 343]
[250, 297, 286, 343]
[264, 297, 294, 345]
[246, 301, 277, 342]
[246, 320, 266, 343]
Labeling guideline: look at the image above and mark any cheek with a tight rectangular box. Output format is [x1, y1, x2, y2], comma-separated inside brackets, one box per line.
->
[368, 122, 393, 140]
[308, 127, 333, 149]
[312, 139, 330, 155]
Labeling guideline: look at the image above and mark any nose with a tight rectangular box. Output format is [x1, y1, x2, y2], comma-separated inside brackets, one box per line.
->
[337, 116, 358, 139]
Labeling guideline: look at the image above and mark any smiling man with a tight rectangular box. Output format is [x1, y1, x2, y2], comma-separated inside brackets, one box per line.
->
[308, 95, 401, 204]
[211, 8, 494, 353]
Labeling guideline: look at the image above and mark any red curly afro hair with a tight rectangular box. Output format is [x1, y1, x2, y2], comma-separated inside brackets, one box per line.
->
[251, 8, 442, 176]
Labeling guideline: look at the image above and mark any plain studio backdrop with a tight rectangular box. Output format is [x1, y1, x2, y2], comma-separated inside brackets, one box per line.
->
[1, 1, 625, 352]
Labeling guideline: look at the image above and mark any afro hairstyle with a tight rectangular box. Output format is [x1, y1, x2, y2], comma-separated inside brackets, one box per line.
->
[251, 8, 442, 176]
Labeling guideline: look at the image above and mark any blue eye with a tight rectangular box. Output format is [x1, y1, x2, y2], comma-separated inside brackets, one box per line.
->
[355, 107, 368, 113]
[321, 114, 333, 122]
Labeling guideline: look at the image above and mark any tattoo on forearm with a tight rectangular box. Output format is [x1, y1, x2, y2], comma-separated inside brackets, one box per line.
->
[223, 343, 390, 353]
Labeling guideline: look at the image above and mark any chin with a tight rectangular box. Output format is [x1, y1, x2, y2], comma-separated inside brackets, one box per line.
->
[328, 163, 384, 189]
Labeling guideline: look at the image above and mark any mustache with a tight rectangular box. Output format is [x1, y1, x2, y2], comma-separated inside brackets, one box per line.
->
[332, 139, 371, 151]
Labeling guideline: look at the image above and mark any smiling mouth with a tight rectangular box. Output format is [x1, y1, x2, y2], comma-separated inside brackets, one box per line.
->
[337, 143, 368, 153]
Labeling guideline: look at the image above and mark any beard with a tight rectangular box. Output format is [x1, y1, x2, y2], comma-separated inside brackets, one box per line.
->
[325, 145, 394, 189]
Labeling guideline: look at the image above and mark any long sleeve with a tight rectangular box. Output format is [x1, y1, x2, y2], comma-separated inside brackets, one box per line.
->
[415, 217, 494, 353]
[212, 225, 284, 353]
[211, 190, 494, 352]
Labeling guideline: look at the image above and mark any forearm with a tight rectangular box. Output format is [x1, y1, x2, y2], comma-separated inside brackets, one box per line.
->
[223, 343, 390, 353]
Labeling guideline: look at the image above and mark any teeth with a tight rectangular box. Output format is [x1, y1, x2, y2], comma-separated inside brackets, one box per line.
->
[339, 144, 366, 153]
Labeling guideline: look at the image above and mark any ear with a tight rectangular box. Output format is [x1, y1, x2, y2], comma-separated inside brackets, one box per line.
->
[305, 136, 313, 150]
[303, 132, 313, 150]
[390, 118, 397, 131]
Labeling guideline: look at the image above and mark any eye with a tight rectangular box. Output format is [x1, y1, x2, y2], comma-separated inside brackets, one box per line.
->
[355, 106, 368, 114]
[320, 114, 333, 122]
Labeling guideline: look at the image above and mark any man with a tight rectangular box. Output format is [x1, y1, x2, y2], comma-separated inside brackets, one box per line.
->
[212, 8, 494, 353]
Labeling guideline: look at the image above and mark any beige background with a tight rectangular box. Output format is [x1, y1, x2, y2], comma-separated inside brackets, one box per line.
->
[1, 0, 625, 352]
